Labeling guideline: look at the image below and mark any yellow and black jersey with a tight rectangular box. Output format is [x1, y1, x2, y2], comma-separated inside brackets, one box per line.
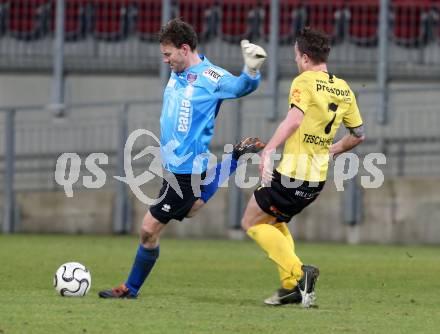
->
[277, 70, 363, 182]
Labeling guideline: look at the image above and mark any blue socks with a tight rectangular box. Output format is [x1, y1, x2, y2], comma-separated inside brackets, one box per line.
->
[123, 155, 239, 295]
[124, 156, 239, 295]
[201, 155, 239, 203]
[125, 244, 160, 296]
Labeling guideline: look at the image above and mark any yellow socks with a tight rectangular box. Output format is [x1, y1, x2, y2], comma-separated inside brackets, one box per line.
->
[247, 223, 303, 287]
[273, 223, 298, 290]
[273, 222, 294, 251]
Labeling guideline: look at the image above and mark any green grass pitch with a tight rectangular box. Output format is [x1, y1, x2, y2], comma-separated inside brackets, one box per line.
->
[0, 234, 439, 334]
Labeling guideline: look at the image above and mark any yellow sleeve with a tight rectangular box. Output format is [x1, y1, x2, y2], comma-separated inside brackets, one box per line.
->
[343, 92, 363, 128]
[288, 76, 312, 114]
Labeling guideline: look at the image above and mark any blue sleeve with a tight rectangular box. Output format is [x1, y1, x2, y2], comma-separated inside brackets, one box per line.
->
[216, 71, 261, 100]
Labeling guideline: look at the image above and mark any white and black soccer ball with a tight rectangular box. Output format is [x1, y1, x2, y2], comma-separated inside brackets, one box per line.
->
[53, 262, 91, 297]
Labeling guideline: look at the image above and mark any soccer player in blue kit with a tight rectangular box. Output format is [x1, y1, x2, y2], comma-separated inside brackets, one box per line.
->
[99, 18, 267, 298]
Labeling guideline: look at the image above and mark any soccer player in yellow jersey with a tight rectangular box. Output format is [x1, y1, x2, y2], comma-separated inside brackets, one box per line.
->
[241, 27, 365, 308]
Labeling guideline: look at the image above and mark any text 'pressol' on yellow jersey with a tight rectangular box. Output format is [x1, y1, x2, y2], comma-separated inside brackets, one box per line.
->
[277, 70, 363, 182]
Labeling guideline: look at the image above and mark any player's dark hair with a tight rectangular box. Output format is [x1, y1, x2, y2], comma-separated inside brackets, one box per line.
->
[296, 27, 330, 64]
[158, 18, 198, 51]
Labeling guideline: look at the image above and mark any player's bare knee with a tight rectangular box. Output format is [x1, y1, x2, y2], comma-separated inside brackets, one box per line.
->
[186, 199, 204, 218]
[241, 215, 252, 231]
[140, 215, 160, 245]
[185, 210, 196, 218]
[186, 208, 199, 218]
[140, 224, 156, 244]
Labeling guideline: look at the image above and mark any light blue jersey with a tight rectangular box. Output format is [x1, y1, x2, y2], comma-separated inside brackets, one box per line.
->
[160, 56, 260, 174]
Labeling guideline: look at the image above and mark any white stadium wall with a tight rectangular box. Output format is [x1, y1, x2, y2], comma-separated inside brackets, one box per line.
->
[2, 178, 440, 245]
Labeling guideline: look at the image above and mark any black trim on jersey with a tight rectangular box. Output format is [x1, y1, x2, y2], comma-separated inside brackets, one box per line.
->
[347, 123, 363, 128]
[290, 103, 305, 114]
[328, 72, 334, 83]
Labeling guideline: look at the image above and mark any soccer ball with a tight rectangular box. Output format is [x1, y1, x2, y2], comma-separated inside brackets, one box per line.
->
[53, 262, 91, 297]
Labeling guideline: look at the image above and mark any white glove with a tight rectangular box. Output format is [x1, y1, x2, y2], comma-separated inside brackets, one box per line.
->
[241, 40, 267, 77]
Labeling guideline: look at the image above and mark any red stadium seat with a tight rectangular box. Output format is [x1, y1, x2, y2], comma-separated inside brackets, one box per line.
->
[134, 0, 162, 41]
[391, 0, 431, 47]
[304, 0, 345, 44]
[9, 0, 52, 41]
[50, 0, 92, 41]
[92, 0, 131, 41]
[221, 0, 264, 43]
[346, 0, 380, 47]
